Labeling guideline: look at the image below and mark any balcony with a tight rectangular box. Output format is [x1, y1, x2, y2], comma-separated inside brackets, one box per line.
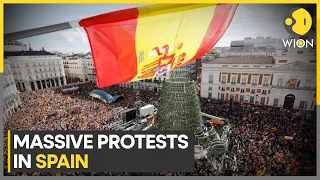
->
[231, 82, 236, 85]
[251, 83, 257, 86]
[262, 84, 269, 87]
[221, 81, 226, 84]
[272, 85, 315, 91]
[241, 82, 246, 85]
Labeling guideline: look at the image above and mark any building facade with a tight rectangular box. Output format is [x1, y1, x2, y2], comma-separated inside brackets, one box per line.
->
[3, 59, 21, 121]
[229, 36, 284, 52]
[201, 56, 275, 105]
[200, 47, 316, 111]
[62, 55, 96, 83]
[119, 72, 170, 91]
[4, 41, 28, 52]
[63, 56, 86, 83]
[82, 57, 96, 82]
[5, 51, 67, 91]
[269, 47, 316, 110]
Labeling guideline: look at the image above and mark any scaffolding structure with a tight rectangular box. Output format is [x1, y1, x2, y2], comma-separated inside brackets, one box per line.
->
[155, 65, 231, 174]
[155, 66, 202, 131]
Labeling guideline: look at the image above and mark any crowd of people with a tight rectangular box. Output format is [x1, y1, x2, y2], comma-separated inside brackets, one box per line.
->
[201, 98, 316, 176]
[3, 82, 160, 176]
[3, 82, 316, 176]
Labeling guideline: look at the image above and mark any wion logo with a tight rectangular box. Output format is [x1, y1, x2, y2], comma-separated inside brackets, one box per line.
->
[282, 8, 314, 48]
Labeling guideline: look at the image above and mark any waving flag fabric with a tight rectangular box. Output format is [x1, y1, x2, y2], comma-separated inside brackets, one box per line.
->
[80, 4, 238, 88]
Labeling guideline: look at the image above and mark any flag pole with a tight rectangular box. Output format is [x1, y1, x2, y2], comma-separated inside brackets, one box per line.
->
[4, 20, 80, 42]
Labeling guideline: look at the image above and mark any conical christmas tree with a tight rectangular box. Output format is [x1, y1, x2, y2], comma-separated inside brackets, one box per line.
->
[155, 66, 202, 132]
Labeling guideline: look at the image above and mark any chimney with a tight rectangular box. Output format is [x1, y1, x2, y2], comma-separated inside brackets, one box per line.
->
[28, 41, 33, 51]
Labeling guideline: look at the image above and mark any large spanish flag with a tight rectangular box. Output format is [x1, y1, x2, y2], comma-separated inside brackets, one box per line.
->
[80, 4, 238, 88]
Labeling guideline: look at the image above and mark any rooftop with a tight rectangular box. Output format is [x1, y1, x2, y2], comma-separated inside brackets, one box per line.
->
[204, 56, 274, 64]
[4, 51, 55, 57]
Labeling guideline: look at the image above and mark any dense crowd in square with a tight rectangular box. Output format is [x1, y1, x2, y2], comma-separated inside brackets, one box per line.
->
[3, 82, 316, 176]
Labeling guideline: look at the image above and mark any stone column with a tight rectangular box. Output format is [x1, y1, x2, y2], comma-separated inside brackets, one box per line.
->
[58, 78, 62, 86]
[40, 81, 44, 89]
[49, 79, 52, 88]
[45, 80, 48, 88]
[20, 82, 24, 91]
[34, 81, 38, 90]
[17, 82, 21, 91]
[63, 77, 67, 85]
[54, 78, 57, 87]
[25, 82, 32, 91]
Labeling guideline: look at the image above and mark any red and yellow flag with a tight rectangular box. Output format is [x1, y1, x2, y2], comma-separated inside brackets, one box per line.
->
[80, 4, 238, 88]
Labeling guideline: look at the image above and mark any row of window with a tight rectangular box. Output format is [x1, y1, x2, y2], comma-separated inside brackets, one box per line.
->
[208, 93, 313, 109]
[208, 74, 313, 88]
[276, 78, 312, 88]
[26, 67, 61, 73]
[208, 93, 262, 104]
[219, 65, 274, 68]
[4, 66, 13, 75]
[277, 60, 315, 64]
[16, 78, 66, 91]
[272, 98, 313, 110]
[4, 76, 15, 84]
[209, 86, 268, 94]
[208, 75, 270, 86]
[24, 61, 61, 67]
[28, 73, 62, 79]
[64, 66, 82, 69]
[63, 61, 94, 66]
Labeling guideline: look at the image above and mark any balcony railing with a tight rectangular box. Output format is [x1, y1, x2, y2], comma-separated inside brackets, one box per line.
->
[231, 82, 236, 85]
[272, 85, 315, 90]
[251, 83, 257, 86]
[262, 84, 269, 87]
[221, 81, 226, 84]
[241, 82, 246, 85]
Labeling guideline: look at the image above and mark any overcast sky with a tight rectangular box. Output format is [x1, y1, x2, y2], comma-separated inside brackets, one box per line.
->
[4, 4, 315, 53]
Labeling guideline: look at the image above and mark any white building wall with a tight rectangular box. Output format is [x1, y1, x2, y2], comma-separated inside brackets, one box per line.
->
[63, 58, 86, 83]
[63, 57, 96, 83]
[4, 42, 28, 52]
[269, 89, 315, 110]
[274, 47, 316, 68]
[8, 55, 66, 91]
[82, 58, 96, 82]
[3, 59, 21, 121]
[268, 47, 316, 110]
[201, 63, 274, 103]
[200, 70, 220, 98]
[201, 46, 316, 110]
